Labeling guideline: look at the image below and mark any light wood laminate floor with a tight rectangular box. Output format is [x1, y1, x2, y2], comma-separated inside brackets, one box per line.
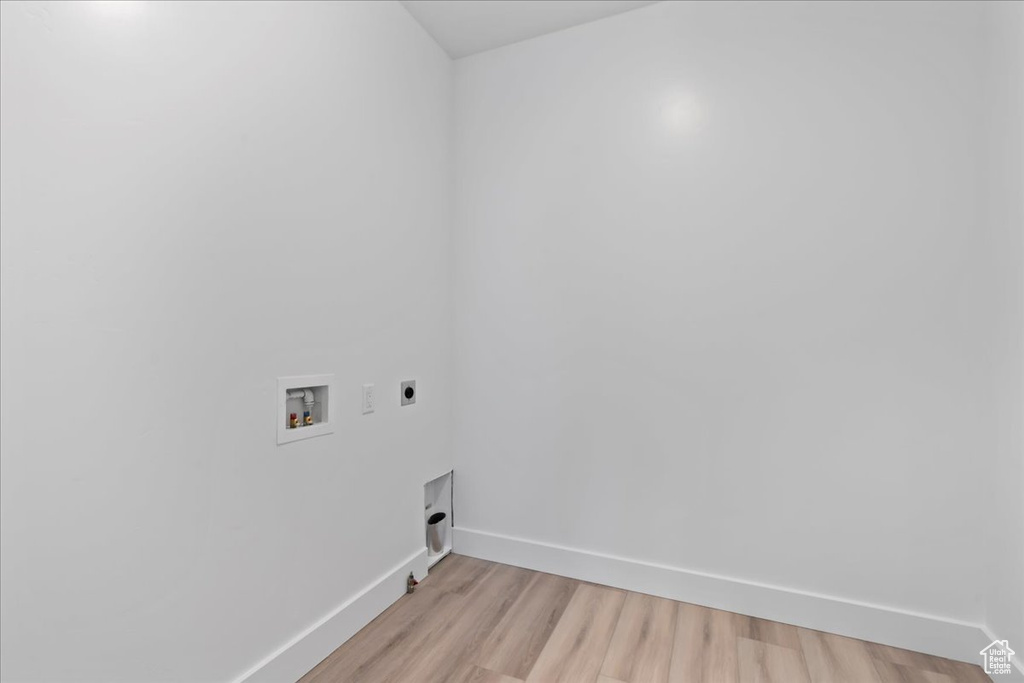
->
[298, 554, 991, 683]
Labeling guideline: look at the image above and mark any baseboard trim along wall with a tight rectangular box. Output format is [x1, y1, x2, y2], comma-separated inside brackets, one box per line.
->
[453, 526, 990, 667]
[233, 548, 428, 683]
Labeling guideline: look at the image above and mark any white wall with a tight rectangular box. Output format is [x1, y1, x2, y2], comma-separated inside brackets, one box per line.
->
[983, 0, 1024, 670]
[453, 0, 993, 634]
[0, 2, 453, 681]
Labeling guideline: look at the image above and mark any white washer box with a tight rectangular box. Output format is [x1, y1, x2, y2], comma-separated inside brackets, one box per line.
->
[277, 374, 336, 445]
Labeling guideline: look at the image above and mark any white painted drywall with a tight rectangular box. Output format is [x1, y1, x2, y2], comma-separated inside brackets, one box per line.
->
[0, 2, 453, 681]
[982, 0, 1024, 671]
[453, 0, 993, 627]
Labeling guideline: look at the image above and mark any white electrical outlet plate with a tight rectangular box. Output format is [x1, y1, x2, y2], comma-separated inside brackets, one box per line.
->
[362, 384, 375, 414]
[401, 379, 416, 406]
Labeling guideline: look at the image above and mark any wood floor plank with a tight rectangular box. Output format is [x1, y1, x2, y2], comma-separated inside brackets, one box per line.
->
[525, 583, 626, 683]
[668, 602, 741, 683]
[389, 562, 536, 683]
[302, 559, 522, 683]
[298, 574, 464, 683]
[601, 592, 677, 683]
[475, 571, 579, 679]
[871, 658, 956, 683]
[737, 637, 811, 683]
[736, 614, 802, 650]
[934, 660, 992, 683]
[426, 553, 496, 596]
[798, 628, 883, 683]
[866, 641, 991, 683]
[452, 664, 525, 683]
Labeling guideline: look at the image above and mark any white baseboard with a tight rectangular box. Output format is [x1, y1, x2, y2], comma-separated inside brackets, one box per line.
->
[232, 548, 428, 683]
[453, 526, 989, 666]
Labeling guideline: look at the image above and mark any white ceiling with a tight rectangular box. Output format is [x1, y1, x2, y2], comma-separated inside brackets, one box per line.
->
[400, 1, 660, 59]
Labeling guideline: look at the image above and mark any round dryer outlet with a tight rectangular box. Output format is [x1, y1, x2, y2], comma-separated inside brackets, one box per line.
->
[401, 380, 416, 406]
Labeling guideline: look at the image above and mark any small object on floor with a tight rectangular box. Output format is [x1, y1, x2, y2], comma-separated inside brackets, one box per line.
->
[289, 413, 299, 429]
[407, 572, 418, 594]
[303, 410, 313, 426]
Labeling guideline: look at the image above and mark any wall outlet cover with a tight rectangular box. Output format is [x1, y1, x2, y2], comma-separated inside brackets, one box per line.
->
[401, 380, 416, 406]
[362, 384, 376, 414]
